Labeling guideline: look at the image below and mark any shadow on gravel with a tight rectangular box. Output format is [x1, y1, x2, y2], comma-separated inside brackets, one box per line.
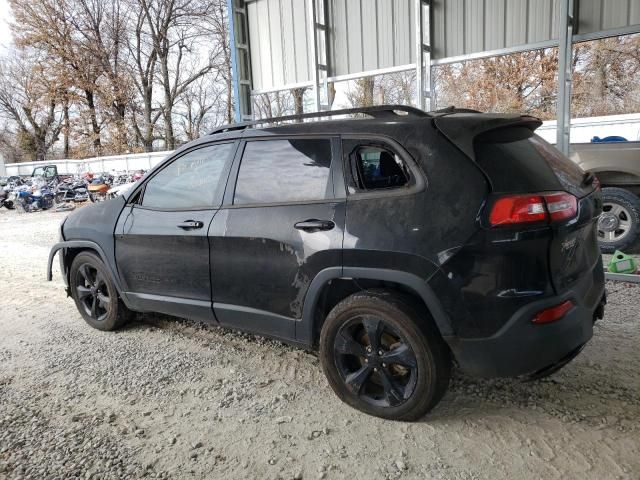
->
[105, 308, 638, 430]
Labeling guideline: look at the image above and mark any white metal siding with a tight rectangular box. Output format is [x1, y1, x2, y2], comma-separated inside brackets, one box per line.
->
[578, 0, 640, 35]
[247, 0, 312, 91]
[245, 0, 640, 91]
[431, 0, 563, 60]
[329, 0, 415, 76]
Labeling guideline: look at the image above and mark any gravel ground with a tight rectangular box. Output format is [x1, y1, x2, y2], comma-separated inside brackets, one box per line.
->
[0, 207, 639, 480]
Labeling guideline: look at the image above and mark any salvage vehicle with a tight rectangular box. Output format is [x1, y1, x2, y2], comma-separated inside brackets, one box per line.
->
[31, 164, 59, 183]
[48, 105, 606, 420]
[570, 141, 640, 252]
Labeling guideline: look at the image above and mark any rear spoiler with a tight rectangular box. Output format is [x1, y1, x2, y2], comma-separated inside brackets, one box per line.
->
[433, 113, 542, 160]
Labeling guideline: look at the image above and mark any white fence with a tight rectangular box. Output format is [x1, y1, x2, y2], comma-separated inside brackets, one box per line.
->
[3, 150, 173, 177]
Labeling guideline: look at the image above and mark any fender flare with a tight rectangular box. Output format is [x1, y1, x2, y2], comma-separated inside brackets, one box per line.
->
[297, 266, 455, 345]
[47, 240, 128, 302]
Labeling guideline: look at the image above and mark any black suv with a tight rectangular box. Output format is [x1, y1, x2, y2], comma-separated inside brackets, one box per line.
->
[48, 105, 606, 420]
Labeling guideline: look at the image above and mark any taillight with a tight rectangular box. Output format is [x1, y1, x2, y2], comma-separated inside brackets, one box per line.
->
[489, 192, 578, 227]
[489, 195, 546, 226]
[544, 192, 578, 222]
[532, 300, 574, 324]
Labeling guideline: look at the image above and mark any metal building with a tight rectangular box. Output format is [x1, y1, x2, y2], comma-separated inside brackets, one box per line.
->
[228, 0, 640, 153]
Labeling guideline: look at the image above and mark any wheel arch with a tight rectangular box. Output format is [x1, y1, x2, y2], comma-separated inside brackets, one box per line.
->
[48, 240, 128, 303]
[298, 267, 454, 347]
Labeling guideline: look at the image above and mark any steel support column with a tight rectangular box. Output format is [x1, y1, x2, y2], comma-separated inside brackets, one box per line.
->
[556, 0, 575, 155]
[309, 0, 330, 112]
[415, 0, 431, 110]
[229, 0, 253, 121]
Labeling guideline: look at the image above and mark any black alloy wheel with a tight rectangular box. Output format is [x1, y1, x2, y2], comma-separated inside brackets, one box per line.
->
[334, 315, 418, 408]
[70, 251, 134, 331]
[320, 291, 451, 421]
[75, 263, 111, 322]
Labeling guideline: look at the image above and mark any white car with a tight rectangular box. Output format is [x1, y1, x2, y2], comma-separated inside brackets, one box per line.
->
[107, 182, 136, 199]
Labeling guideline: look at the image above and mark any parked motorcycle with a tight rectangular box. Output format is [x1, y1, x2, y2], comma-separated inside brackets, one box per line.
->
[54, 178, 89, 204]
[88, 175, 112, 202]
[0, 186, 15, 209]
[14, 184, 55, 212]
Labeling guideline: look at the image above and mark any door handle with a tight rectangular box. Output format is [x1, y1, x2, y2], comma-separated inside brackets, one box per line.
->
[294, 219, 335, 232]
[177, 220, 204, 230]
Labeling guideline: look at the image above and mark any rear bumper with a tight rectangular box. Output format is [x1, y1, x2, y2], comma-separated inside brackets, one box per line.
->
[449, 265, 606, 378]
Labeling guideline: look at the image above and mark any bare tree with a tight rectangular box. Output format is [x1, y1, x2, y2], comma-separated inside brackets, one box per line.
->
[177, 76, 225, 141]
[137, 0, 218, 149]
[252, 90, 297, 119]
[203, 0, 234, 123]
[128, 7, 161, 151]
[10, 0, 105, 153]
[72, 0, 135, 153]
[0, 52, 62, 161]
[572, 35, 640, 117]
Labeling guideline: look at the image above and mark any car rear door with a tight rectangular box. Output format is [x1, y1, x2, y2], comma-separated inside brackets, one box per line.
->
[209, 136, 345, 341]
[115, 142, 237, 321]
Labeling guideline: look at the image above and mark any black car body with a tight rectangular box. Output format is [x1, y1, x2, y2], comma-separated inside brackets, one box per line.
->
[48, 106, 606, 420]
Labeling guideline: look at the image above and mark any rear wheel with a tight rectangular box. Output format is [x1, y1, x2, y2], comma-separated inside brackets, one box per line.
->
[598, 187, 640, 253]
[70, 252, 134, 331]
[319, 290, 451, 421]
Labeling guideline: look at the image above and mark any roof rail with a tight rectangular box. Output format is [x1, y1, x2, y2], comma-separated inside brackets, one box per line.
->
[207, 104, 429, 136]
[432, 106, 483, 115]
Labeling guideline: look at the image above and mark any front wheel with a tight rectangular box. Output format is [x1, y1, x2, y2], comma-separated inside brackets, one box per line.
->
[319, 291, 451, 421]
[54, 192, 66, 205]
[598, 187, 640, 253]
[70, 252, 134, 331]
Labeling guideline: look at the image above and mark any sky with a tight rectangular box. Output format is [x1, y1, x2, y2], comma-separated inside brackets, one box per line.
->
[0, 0, 13, 49]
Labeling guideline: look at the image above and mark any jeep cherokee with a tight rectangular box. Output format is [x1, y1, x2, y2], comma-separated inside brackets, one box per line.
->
[48, 105, 606, 420]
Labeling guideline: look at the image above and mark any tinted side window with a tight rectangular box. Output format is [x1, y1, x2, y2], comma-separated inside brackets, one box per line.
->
[351, 145, 409, 191]
[142, 143, 233, 209]
[234, 139, 333, 205]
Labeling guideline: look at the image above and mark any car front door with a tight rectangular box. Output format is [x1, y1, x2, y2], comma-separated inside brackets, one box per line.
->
[210, 137, 345, 341]
[115, 141, 236, 322]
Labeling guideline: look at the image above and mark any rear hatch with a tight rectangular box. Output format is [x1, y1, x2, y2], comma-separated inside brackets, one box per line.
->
[435, 113, 602, 294]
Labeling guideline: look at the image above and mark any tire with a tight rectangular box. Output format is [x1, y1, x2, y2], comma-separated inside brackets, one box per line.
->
[319, 290, 451, 421]
[598, 187, 640, 253]
[70, 252, 134, 331]
[15, 199, 27, 213]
